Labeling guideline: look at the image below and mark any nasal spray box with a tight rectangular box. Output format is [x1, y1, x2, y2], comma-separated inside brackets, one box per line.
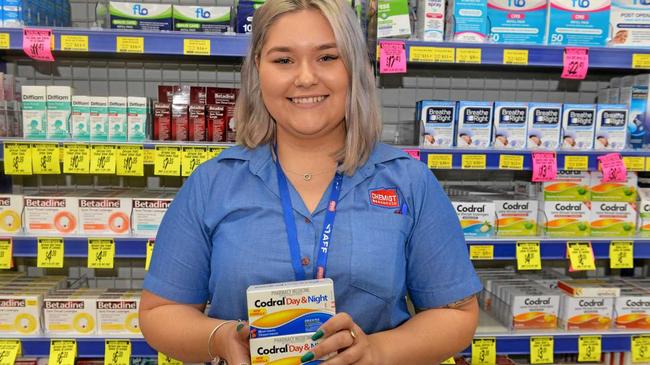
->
[543, 170, 591, 201]
[446, 0, 489, 42]
[591, 171, 637, 202]
[172, 5, 231, 33]
[90, 97, 109, 141]
[0, 195, 24, 234]
[494, 198, 539, 236]
[127, 96, 147, 142]
[46, 86, 72, 140]
[456, 101, 493, 148]
[24, 195, 79, 235]
[493, 102, 528, 148]
[22, 86, 47, 139]
[109, 2, 173, 31]
[561, 104, 596, 149]
[487, 0, 548, 44]
[417, 100, 456, 147]
[377, 0, 411, 38]
[247, 279, 335, 339]
[452, 199, 495, 236]
[0, 294, 43, 336]
[546, 0, 611, 46]
[108, 97, 127, 142]
[594, 104, 628, 150]
[416, 0, 446, 41]
[250, 333, 332, 365]
[526, 103, 562, 149]
[71, 96, 90, 141]
[543, 201, 591, 237]
[609, 0, 650, 46]
[78, 195, 132, 236]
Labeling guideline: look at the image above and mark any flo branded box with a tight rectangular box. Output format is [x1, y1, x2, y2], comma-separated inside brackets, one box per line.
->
[78, 196, 132, 236]
[247, 279, 335, 338]
[493, 102, 528, 148]
[543, 201, 590, 237]
[0, 194, 23, 234]
[590, 202, 636, 237]
[172, 5, 231, 33]
[456, 101, 493, 148]
[46, 86, 72, 140]
[494, 199, 538, 236]
[22, 86, 47, 139]
[108, 97, 127, 142]
[546, 0, 611, 46]
[417, 100, 456, 148]
[249, 332, 330, 365]
[487, 0, 547, 44]
[590, 171, 637, 202]
[24, 195, 78, 235]
[452, 199, 495, 237]
[595, 104, 628, 150]
[90, 97, 109, 141]
[543, 170, 591, 201]
[561, 104, 596, 149]
[71, 96, 90, 141]
[559, 295, 614, 330]
[609, 0, 650, 46]
[109, 2, 173, 31]
[527, 103, 562, 149]
[446, 0, 489, 42]
[0, 294, 43, 336]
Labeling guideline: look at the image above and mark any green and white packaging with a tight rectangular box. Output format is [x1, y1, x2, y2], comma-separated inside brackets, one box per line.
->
[22, 86, 47, 139]
[90, 97, 108, 141]
[71, 96, 90, 141]
[377, 0, 411, 38]
[172, 6, 231, 32]
[47, 86, 72, 140]
[639, 189, 650, 237]
[109, 2, 173, 31]
[108, 97, 127, 142]
[127, 96, 147, 142]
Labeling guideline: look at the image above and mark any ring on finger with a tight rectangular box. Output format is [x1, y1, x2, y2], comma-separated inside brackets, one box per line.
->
[349, 329, 357, 343]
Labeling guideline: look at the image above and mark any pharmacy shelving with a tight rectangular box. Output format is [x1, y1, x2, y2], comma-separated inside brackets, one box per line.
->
[9, 236, 150, 258]
[5, 337, 156, 357]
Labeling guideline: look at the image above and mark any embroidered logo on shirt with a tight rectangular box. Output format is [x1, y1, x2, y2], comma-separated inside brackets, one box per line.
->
[369, 188, 399, 208]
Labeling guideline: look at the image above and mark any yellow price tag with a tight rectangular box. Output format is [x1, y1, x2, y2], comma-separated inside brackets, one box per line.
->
[37, 238, 64, 268]
[609, 241, 633, 269]
[409, 46, 455, 63]
[632, 54, 650, 69]
[462, 154, 486, 170]
[0, 33, 10, 49]
[116, 36, 144, 53]
[60, 35, 88, 52]
[3, 143, 33, 175]
[503, 49, 529, 65]
[49, 340, 77, 365]
[31, 143, 61, 174]
[183, 39, 211, 56]
[516, 241, 541, 270]
[471, 338, 496, 365]
[499, 155, 524, 170]
[470, 245, 494, 260]
[428, 154, 453, 169]
[182, 146, 208, 177]
[105, 340, 131, 365]
[144, 149, 155, 164]
[145, 239, 154, 271]
[530, 337, 553, 364]
[154, 146, 182, 176]
[456, 48, 481, 64]
[0, 239, 13, 270]
[88, 239, 115, 269]
[0, 340, 21, 365]
[441, 358, 455, 364]
[116, 145, 144, 176]
[90, 145, 116, 174]
[632, 335, 650, 363]
[623, 156, 645, 171]
[158, 353, 183, 365]
[63, 143, 90, 174]
[207, 146, 227, 160]
[578, 336, 601, 363]
[567, 241, 595, 271]
[564, 155, 589, 171]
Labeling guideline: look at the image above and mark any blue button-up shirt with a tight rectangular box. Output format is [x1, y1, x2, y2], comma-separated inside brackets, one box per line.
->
[143, 143, 482, 334]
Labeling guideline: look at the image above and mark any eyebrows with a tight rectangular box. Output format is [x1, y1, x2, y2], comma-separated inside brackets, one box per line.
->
[265, 42, 338, 56]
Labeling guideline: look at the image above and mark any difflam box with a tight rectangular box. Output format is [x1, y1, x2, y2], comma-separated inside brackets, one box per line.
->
[527, 103, 562, 149]
[594, 104, 628, 150]
[0, 294, 43, 336]
[108, 97, 127, 142]
[417, 100, 456, 148]
[0, 194, 23, 234]
[109, 2, 173, 31]
[487, 0, 547, 44]
[590, 201, 636, 237]
[546, 0, 611, 46]
[71, 96, 90, 141]
[249, 332, 329, 365]
[78, 196, 132, 236]
[493, 102, 528, 148]
[24, 195, 79, 235]
[543, 201, 590, 237]
[590, 171, 637, 202]
[446, 0, 489, 42]
[559, 295, 614, 330]
[172, 5, 231, 33]
[456, 101, 493, 148]
[543, 170, 591, 201]
[452, 199, 495, 237]
[127, 97, 147, 142]
[561, 104, 596, 149]
[609, 0, 650, 47]
[90, 97, 109, 142]
[494, 199, 539, 236]
[22, 86, 47, 139]
[46, 86, 72, 140]
[416, 0, 446, 41]
[377, 0, 411, 38]
[247, 279, 335, 338]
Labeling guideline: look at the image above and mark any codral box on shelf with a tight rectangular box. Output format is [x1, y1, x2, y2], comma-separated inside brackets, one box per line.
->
[249, 332, 330, 365]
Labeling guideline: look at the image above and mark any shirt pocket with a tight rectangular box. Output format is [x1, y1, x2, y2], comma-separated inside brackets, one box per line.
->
[350, 212, 412, 303]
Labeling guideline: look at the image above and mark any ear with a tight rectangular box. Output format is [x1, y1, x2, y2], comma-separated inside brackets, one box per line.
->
[255, 54, 260, 69]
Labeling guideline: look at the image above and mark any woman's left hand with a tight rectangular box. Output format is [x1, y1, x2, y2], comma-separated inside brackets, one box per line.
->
[301, 312, 381, 365]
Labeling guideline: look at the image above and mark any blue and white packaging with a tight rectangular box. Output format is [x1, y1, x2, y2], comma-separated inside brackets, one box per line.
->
[416, 0, 446, 41]
[2, 0, 23, 27]
[456, 101, 493, 148]
[109, 2, 173, 31]
[621, 86, 648, 148]
[488, 0, 548, 44]
[493, 102, 528, 148]
[527, 103, 562, 149]
[445, 0, 489, 42]
[561, 104, 596, 149]
[594, 104, 628, 150]
[609, 0, 650, 46]
[172, 5, 231, 33]
[546, 0, 611, 46]
[417, 100, 456, 148]
[236, 0, 265, 33]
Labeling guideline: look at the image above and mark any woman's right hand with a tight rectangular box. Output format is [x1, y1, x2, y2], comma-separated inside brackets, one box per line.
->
[217, 321, 251, 365]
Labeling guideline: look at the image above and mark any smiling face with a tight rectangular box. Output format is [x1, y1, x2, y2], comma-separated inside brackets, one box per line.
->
[257, 9, 349, 145]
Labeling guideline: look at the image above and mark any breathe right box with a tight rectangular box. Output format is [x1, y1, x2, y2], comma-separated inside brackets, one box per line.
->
[561, 104, 596, 149]
[546, 0, 611, 46]
[527, 103, 562, 149]
[609, 0, 650, 46]
[456, 101, 493, 148]
[417, 100, 456, 148]
[493, 102, 528, 148]
[22, 86, 47, 139]
[594, 104, 628, 150]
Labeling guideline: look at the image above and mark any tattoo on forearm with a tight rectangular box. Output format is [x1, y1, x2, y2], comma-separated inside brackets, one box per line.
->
[441, 294, 476, 309]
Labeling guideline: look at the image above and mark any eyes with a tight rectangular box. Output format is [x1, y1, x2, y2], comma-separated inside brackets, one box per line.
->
[272, 54, 340, 64]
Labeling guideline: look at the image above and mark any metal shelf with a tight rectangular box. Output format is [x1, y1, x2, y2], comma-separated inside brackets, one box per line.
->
[6, 337, 156, 357]
[10, 236, 150, 258]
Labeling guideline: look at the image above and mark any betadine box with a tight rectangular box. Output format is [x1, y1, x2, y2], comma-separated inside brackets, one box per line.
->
[109, 2, 173, 31]
[0, 194, 23, 234]
[493, 102, 528, 148]
[131, 195, 172, 235]
[22, 86, 47, 139]
[43, 294, 98, 336]
[46, 86, 72, 140]
[172, 5, 231, 33]
[417, 100, 456, 148]
[594, 104, 628, 150]
[24, 195, 79, 235]
[590, 201, 636, 237]
[78, 196, 132, 236]
[96, 292, 141, 336]
[456, 101, 493, 148]
[543, 201, 591, 237]
[0, 294, 43, 336]
[527, 103, 562, 149]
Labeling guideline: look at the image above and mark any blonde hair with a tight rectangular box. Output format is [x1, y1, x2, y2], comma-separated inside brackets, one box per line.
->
[235, 0, 381, 175]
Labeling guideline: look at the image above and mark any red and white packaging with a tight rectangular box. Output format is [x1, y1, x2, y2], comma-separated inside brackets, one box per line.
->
[207, 104, 227, 142]
[153, 103, 171, 141]
[157, 85, 179, 104]
[171, 104, 188, 141]
[24, 194, 79, 235]
[78, 195, 132, 236]
[188, 104, 206, 141]
[190, 86, 207, 105]
[207, 87, 238, 142]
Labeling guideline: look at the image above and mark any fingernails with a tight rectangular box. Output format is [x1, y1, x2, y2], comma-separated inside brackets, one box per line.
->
[300, 351, 315, 363]
[236, 323, 244, 332]
[311, 329, 324, 340]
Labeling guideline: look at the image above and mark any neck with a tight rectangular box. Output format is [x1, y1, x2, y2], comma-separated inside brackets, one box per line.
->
[276, 125, 345, 174]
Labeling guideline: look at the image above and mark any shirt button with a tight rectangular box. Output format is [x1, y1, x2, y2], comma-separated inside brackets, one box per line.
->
[304, 217, 311, 223]
[301, 257, 310, 266]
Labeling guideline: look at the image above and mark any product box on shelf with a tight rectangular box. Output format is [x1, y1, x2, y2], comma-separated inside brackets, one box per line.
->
[171, 104, 189, 141]
[172, 5, 231, 33]
[561, 104, 596, 149]
[546, 0, 611, 46]
[90, 97, 109, 142]
[526, 103, 562, 149]
[0, 194, 24, 234]
[492, 102, 528, 148]
[96, 290, 141, 336]
[590, 171, 637, 202]
[236, 0, 265, 34]
[127, 96, 147, 142]
[207, 104, 227, 142]
[0, 293, 43, 336]
[639, 188, 650, 236]
[456, 101, 493, 148]
[158, 85, 180, 104]
[377, 0, 411, 38]
[22, 86, 47, 139]
[190, 86, 206, 105]
[445, 0, 489, 42]
[415, 0, 446, 41]
[543, 170, 591, 201]
[499, 285, 560, 329]
[247, 279, 336, 338]
[487, 0, 547, 44]
[71, 96, 90, 141]
[614, 289, 650, 329]
[78, 194, 132, 236]
[108, 97, 128, 142]
[46, 86, 72, 140]
[109, 2, 173, 31]
[153, 102, 171, 141]
[620, 86, 648, 148]
[249, 332, 330, 365]
[609, 0, 650, 46]
[417, 100, 456, 148]
[494, 198, 538, 236]
[43, 291, 99, 336]
[452, 199, 495, 237]
[542, 201, 591, 237]
[594, 104, 628, 150]
[23, 194, 79, 235]
[559, 295, 614, 330]
[589, 201, 636, 237]
[207, 87, 238, 142]
[131, 193, 173, 235]
[189, 104, 207, 141]
[558, 279, 622, 297]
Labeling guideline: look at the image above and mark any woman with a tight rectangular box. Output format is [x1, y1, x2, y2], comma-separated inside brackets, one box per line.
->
[139, 0, 482, 363]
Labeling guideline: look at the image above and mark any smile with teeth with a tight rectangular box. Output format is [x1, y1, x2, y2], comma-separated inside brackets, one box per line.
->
[289, 95, 328, 104]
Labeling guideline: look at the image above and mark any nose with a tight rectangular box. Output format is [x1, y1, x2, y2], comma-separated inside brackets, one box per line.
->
[294, 60, 318, 87]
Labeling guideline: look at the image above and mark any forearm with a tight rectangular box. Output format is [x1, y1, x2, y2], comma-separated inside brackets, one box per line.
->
[369, 298, 479, 365]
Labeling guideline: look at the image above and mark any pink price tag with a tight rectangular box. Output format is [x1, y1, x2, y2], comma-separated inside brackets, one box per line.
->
[403, 149, 420, 160]
[561, 47, 588, 80]
[379, 41, 407, 74]
[598, 153, 627, 182]
[531, 152, 557, 182]
[23, 28, 55, 62]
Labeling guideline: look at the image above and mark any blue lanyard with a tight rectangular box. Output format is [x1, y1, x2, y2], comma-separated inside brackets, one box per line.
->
[275, 160, 343, 281]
